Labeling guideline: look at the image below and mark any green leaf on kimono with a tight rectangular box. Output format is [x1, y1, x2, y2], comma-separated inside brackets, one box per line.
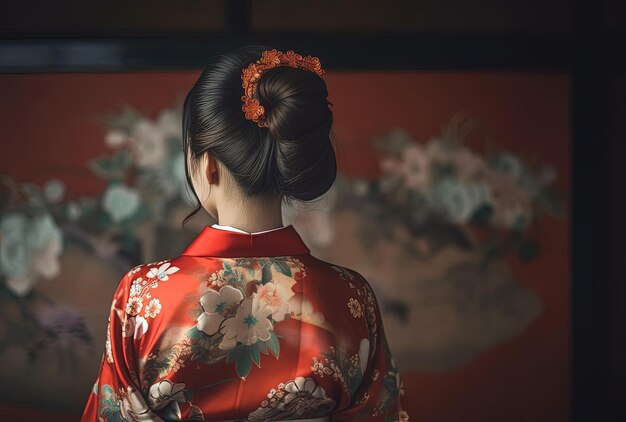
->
[223, 262, 233, 274]
[382, 373, 398, 391]
[235, 349, 253, 379]
[261, 262, 272, 285]
[271, 258, 292, 277]
[160, 402, 182, 420]
[99, 385, 126, 422]
[250, 343, 261, 366]
[256, 339, 269, 354]
[186, 326, 200, 339]
[183, 389, 194, 402]
[266, 331, 280, 358]
[227, 344, 245, 364]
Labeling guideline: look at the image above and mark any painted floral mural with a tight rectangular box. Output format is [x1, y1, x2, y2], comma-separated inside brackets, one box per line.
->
[0, 99, 566, 410]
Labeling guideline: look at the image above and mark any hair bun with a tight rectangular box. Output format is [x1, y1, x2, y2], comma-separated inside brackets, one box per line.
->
[241, 49, 326, 128]
[253, 66, 336, 201]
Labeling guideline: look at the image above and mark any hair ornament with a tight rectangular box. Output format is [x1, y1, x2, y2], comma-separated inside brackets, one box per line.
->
[241, 49, 326, 128]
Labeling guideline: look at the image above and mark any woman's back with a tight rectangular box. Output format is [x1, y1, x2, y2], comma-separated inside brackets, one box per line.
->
[81, 224, 408, 421]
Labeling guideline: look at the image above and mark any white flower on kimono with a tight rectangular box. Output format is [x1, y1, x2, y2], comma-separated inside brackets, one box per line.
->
[127, 265, 143, 277]
[256, 274, 296, 322]
[130, 279, 143, 296]
[147, 262, 180, 281]
[144, 298, 162, 318]
[119, 385, 165, 422]
[283, 377, 330, 408]
[125, 297, 143, 316]
[123, 315, 149, 340]
[220, 292, 273, 349]
[148, 380, 186, 411]
[197, 285, 243, 336]
[105, 320, 113, 363]
[248, 376, 335, 420]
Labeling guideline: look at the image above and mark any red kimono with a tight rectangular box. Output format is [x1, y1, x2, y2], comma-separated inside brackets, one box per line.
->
[81, 224, 410, 422]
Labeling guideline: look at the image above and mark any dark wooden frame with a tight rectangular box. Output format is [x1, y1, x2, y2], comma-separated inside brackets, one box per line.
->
[0, 0, 621, 420]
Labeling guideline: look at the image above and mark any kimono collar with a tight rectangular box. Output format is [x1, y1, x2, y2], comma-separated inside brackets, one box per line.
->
[181, 224, 310, 258]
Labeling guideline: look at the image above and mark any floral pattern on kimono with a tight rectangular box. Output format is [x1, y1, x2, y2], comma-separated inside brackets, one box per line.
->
[81, 224, 410, 422]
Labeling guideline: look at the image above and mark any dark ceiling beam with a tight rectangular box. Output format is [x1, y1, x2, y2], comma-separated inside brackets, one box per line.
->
[0, 32, 572, 73]
[225, 0, 251, 34]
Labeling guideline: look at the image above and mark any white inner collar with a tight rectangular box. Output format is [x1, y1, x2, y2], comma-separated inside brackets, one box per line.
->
[211, 223, 285, 235]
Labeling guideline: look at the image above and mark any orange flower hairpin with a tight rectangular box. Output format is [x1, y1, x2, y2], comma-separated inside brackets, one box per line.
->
[241, 49, 326, 128]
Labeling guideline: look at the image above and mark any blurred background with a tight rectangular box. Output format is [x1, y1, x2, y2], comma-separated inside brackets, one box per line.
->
[0, 1, 623, 421]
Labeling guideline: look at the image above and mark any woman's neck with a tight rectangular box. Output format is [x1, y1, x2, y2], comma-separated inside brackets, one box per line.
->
[213, 192, 284, 233]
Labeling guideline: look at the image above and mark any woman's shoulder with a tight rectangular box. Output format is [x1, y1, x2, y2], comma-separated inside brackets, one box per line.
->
[305, 255, 364, 280]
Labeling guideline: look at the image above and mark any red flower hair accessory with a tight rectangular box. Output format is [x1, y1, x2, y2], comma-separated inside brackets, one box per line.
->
[241, 49, 326, 128]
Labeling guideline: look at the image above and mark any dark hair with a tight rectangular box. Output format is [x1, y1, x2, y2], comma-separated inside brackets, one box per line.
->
[181, 45, 338, 226]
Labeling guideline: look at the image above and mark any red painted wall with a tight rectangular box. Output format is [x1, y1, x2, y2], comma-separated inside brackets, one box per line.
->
[0, 71, 570, 421]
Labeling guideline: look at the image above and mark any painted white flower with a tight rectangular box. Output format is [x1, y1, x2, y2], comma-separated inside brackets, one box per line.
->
[220, 292, 273, 349]
[156, 108, 181, 140]
[43, 178, 66, 204]
[66, 201, 82, 221]
[128, 118, 168, 169]
[147, 262, 180, 281]
[430, 177, 491, 224]
[197, 285, 243, 336]
[148, 379, 186, 410]
[0, 213, 62, 297]
[105, 129, 129, 148]
[144, 298, 162, 318]
[123, 315, 148, 340]
[102, 184, 140, 223]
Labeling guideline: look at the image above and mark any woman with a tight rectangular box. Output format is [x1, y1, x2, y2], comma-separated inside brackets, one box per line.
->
[81, 45, 409, 422]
